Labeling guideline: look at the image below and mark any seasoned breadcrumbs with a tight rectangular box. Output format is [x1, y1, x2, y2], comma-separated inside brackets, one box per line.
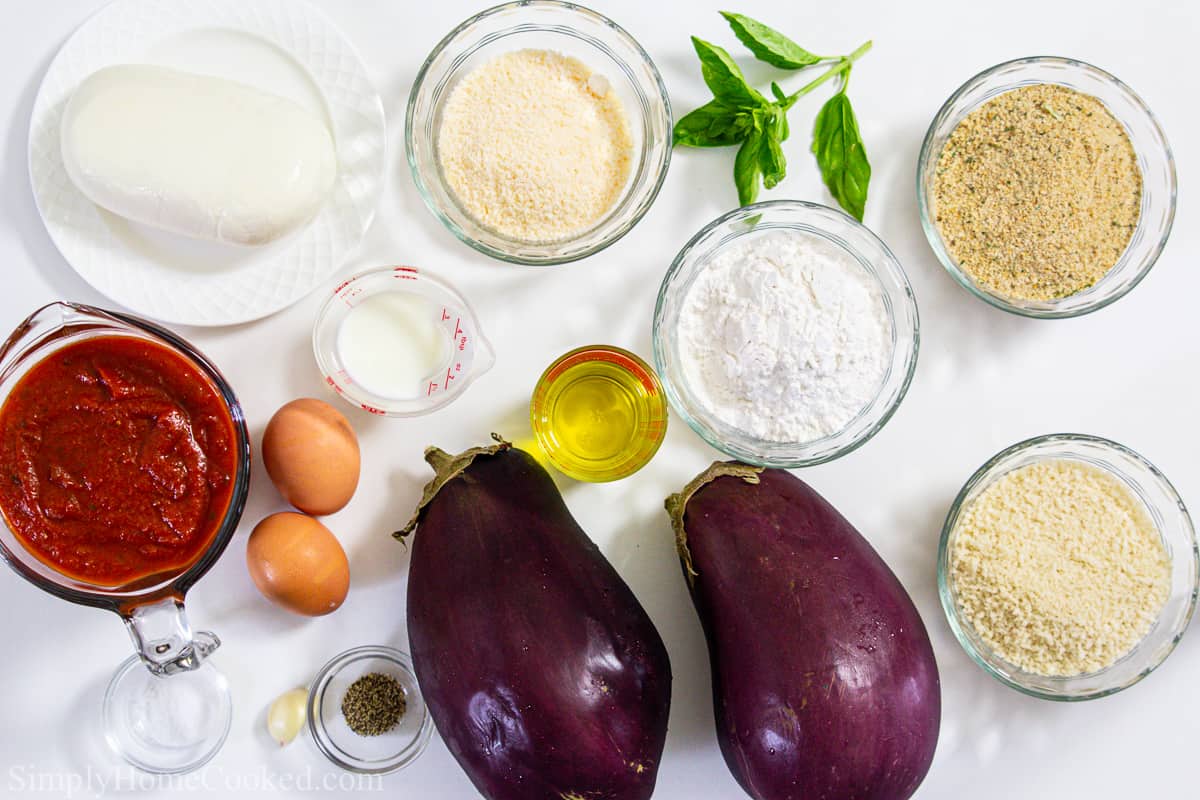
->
[950, 459, 1169, 677]
[933, 84, 1142, 301]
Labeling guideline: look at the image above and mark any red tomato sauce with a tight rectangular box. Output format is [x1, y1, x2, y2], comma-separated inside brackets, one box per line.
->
[0, 336, 238, 587]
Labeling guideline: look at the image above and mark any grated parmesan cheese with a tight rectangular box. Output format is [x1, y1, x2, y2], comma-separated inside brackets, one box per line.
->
[949, 458, 1170, 677]
[436, 49, 634, 244]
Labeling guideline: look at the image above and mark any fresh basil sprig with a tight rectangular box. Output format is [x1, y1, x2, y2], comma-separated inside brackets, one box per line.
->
[673, 12, 873, 219]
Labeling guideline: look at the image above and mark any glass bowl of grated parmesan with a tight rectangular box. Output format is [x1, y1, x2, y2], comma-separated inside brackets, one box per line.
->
[406, 1, 672, 265]
[652, 200, 920, 468]
[917, 57, 1176, 318]
[938, 434, 1198, 701]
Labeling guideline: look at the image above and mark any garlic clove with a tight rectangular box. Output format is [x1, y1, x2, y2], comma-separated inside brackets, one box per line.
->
[267, 688, 309, 747]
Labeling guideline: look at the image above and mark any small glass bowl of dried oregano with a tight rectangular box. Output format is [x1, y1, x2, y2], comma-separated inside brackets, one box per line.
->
[308, 646, 432, 774]
[917, 56, 1176, 318]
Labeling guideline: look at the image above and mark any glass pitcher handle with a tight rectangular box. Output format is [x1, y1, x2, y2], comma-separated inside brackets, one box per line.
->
[122, 597, 220, 676]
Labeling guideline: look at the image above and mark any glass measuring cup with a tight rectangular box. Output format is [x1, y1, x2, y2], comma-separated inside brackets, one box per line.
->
[312, 266, 495, 416]
[0, 302, 251, 774]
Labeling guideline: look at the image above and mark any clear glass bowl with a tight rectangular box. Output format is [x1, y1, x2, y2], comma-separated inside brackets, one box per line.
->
[405, 0, 672, 265]
[652, 201, 919, 468]
[104, 655, 232, 774]
[530, 344, 668, 482]
[307, 646, 432, 775]
[917, 56, 1176, 318]
[938, 434, 1198, 700]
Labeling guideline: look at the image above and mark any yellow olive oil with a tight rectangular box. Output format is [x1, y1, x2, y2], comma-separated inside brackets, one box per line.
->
[531, 346, 668, 482]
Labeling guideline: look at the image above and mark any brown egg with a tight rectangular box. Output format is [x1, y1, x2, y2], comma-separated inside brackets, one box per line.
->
[246, 512, 350, 616]
[262, 398, 360, 515]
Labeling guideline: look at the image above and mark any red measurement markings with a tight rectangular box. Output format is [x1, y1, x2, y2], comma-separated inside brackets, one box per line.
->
[360, 403, 386, 415]
[450, 316, 468, 351]
[425, 311, 469, 395]
[338, 284, 365, 308]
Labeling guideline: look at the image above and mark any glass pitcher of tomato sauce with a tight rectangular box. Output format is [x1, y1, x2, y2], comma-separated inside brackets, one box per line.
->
[0, 302, 251, 774]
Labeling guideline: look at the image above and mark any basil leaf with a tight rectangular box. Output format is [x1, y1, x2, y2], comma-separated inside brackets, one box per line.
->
[734, 125, 764, 206]
[772, 97, 791, 142]
[811, 90, 871, 221]
[731, 113, 755, 139]
[707, 112, 737, 139]
[760, 110, 787, 189]
[674, 100, 751, 148]
[760, 136, 786, 190]
[720, 12, 822, 70]
[691, 36, 767, 108]
[770, 81, 787, 103]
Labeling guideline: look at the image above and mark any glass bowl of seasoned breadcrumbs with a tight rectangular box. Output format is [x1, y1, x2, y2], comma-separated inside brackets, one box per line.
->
[406, 1, 672, 266]
[938, 434, 1198, 701]
[917, 57, 1176, 318]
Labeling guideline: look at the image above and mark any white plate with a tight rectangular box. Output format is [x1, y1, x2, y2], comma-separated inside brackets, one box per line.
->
[28, 0, 386, 327]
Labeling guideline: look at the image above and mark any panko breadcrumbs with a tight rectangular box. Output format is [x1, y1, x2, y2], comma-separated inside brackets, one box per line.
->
[932, 84, 1142, 301]
[436, 49, 633, 244]
[949, 459, 1169, 677]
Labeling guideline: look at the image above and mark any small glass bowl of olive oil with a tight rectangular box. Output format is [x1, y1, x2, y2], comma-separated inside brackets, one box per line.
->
[530, 345, 668, 482]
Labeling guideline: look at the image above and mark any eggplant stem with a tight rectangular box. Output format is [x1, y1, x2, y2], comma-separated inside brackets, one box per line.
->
[424, 446, 456, 474]
[393, 434, 512, 540]
[665, 461, 763, 585]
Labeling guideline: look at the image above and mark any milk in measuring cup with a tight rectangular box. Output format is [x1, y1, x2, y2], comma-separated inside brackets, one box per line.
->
[336, 292, 449, 399]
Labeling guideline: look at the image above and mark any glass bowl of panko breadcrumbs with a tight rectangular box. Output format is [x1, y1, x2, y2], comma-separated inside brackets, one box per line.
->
[917, 57, 1176, 318]
[938, 434, 1198, 700]
[406, 1, 672, 266]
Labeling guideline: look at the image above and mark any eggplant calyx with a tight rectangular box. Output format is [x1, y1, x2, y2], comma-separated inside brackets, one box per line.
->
[665, 461, 763, 583]
[394, 433, 511, 541]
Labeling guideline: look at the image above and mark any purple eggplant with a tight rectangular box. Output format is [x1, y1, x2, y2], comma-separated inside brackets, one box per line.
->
[397, 437, 671, 800]
[666, 463, 940, 800]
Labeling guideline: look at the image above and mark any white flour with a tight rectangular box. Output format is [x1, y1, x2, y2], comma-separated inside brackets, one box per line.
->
[677, 229, 892, 443]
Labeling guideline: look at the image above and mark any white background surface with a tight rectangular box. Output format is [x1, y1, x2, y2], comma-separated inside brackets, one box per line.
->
[0, 1, 1197, 798]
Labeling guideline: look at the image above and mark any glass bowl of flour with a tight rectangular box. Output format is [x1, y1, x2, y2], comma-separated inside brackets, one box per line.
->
[652, 201, 919, 467]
